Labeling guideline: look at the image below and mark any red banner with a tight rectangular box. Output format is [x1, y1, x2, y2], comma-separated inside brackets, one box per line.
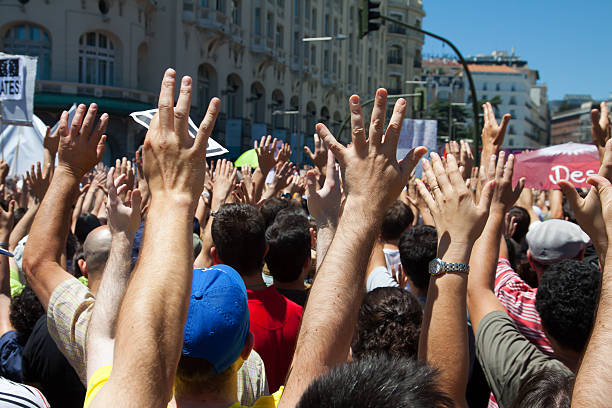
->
[513, 143, 599, 190]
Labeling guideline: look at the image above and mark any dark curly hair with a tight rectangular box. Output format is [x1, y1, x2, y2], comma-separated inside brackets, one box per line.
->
[381, 201, 414, 242]
[10, 286, 45, 340]
[535, 259, 600, 352]
[398, 225, 438, 292]
[297, 354, 453, 408]
[351, 287, 422, 360]
[509, 206, 530, 242]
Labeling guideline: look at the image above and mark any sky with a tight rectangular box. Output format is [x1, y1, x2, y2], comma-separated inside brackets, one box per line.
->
[421, 1, 612, 101]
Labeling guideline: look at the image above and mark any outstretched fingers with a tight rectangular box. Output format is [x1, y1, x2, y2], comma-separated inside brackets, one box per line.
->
[158, 68, 177, 132]
[174, 76, 193, 142]
[194, 97, 221, 153]
[316, 123, 345, 167]
[383, 98, 407, 153]
[398, 147, 427, 180]
[368, 89, 388, 148]
[349, 95, 367, 152]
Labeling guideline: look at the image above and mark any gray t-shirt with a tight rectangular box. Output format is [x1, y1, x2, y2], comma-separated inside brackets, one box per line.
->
[475, 310, 573, 408]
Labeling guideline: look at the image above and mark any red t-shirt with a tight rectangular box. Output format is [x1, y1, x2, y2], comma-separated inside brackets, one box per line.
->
[247, 286, 303, 391]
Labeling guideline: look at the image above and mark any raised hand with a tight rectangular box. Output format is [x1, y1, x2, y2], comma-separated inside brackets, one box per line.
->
[481, 102, 510, 156]
[306, 150, 341, 226]
[43, 125, 61, 158]
[591, 102, 611, 162]
[115, 158, 135, 201]
[304, 133, 328, 171]
[232, 180, 265, 208]
[57, 103, 108, 179]
[26, 161, 53, 203]
[277, 142, 292, 164]
[417, 152, 494, 256]
[269, 161, 295, 194]
[489, 151, 524, 212]
[0, 200, 15, 238]
[211, 159, 237, 211]
[105, 167, 142, 239]
[559, 139, 612, 259]
[446, 141, 461, 163]
[316, 89, 427, 209]
[254, 135, 277, 174]
[142, 69, 220, 208]
[459, 140, 474, 180]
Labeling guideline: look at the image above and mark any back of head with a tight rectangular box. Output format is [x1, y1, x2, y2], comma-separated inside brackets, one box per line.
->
[297, 355, 453, 408]
[535, 259, 600, 352]
[211, 203, 266, 276]
[177, 265, 250, 395]
[261, 197, 291, 229]
[75, 213, 101, 244]
[511, 368, 574, 408]
[82, 226, 112, 278]
[398, 225, 437, 292]
[10, 286, 44, 340]
[265, 209, 311, 283]
[526, 219, 590, 265]
[351, 287, 422, 360]
[381, 201, 414, 242]
[509, 206, 530, 242]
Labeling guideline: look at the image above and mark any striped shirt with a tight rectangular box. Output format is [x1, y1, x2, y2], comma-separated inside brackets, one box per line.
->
[0, 377, 49, 407]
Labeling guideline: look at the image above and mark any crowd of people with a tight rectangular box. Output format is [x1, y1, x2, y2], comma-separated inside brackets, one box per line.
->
[0, 68, 609, 407]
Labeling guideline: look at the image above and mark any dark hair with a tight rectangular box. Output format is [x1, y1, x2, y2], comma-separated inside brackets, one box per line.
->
[297, 355, 453, 408]
[381, 201, 414, 242]
[211, 203, 266, 276]
[75, 213, 101, 244]
[398, 226, 437, 291]
[260, 197, 290, 229]
[351, 287, 422, 360]
[175, 355, 235, 396]
[511, 368, 574, 408]
[265, 210, 311, 283]
[509, 206, 530, 242]
[13, 207, 27, 226]
[10, 286, 44, 340]
[535, 259, 600, 352]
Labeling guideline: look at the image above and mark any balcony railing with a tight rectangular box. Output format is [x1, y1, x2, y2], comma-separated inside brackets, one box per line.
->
[35, 80, 158, 104]
[388, 24, 407, 34]
[387, 56, 403, 65]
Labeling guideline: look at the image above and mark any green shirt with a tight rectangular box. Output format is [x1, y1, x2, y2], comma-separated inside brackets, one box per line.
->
[475, 310, 573, 408]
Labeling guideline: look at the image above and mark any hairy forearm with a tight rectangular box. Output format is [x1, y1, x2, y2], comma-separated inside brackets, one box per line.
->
[9, 202, 40, 250]
[315, 223, 336, 271]
[419, 244, 471, 407]
[572, 255, 612, 407]
[82, 186, 98, 214]
[24, 169, 78, 277]
[109, 198, 193, 403]
[549, 190, 563, 219]
[86, 233, 133, 380]
[280, 199, 379, 407]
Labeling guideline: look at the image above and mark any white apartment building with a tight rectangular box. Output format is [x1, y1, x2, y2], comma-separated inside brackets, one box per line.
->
[0, 0, 425, 162]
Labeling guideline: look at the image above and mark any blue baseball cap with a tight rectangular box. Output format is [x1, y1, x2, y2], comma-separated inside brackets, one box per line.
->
[182, 265, 251, 373]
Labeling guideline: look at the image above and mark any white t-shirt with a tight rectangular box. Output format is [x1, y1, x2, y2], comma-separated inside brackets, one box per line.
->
[366, 266, 399, 292]
[0, 377, 49, 407]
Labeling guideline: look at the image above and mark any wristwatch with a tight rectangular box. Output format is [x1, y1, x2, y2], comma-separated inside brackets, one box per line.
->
[428, 258, 470, 276]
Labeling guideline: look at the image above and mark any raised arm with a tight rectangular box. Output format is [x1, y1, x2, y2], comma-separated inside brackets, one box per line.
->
[467, 152, 524, 333]
[87, 70, 219, 407]
[591, 102, 611, 163]
[85, 168, 142, 382]
[480, 102, 510, 163]
[305, 149, 341, 270]
[280, 89, 427, 406]
[0, 201, 15, 336]
[253, 135, 277, 202]
[42, 125, 60, 177]
[416, 152, 494, 407]
[23, 104, 108, 309]
[572, 172, 612, 407]
[558, 139, 612, 267]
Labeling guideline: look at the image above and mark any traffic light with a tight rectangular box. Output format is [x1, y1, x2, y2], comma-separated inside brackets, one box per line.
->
[358, 0, 381, 39]
[414, 87, 426, 112]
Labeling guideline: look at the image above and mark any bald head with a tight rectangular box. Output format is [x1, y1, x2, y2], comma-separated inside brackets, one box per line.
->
[83, 226, 112, 279]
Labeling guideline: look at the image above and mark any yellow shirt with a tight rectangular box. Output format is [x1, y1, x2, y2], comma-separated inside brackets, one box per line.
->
[84, 365, 282, 408]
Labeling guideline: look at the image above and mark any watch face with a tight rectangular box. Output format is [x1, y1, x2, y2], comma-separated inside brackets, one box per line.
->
[429, 258, 443, 276]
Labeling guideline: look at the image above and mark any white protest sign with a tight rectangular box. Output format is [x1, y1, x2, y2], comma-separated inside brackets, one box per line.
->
[0, 58, 23, 100]
[397, 119, 438, 177]
[130, 108, 228, 157]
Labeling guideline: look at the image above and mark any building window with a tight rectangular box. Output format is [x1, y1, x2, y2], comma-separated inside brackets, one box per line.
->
[231, 0, 240, 24]
[216, 0, 225, 13]
[510, 96, 517, 105]
[387, 45, 402, 65]
[294, 0, 299, 16]
[510, 109, 515, 117]
[3, 24, 52, 80]
[348, 66, 353, 84]
[332, 52, 337, 73]
[496, 82, 501, 91]
[254, 8, 261, 35]
[511, 84, 516, 92]
[311, 45, 316, 65]
[312, 9, 317, 30]
[276, 25, 284, 48]
[509, 125, 515, 135]
[324, 15, 330, 35]
[483, 82, 488, 91]
[267, 13, 274, 39]
[324, 50, 329, 73]
[78, 32, 115, 86]
[333, 18, 338, 36]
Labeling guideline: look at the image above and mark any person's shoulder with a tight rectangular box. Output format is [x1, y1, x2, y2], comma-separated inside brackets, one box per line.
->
[0, 377, 49, 407]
